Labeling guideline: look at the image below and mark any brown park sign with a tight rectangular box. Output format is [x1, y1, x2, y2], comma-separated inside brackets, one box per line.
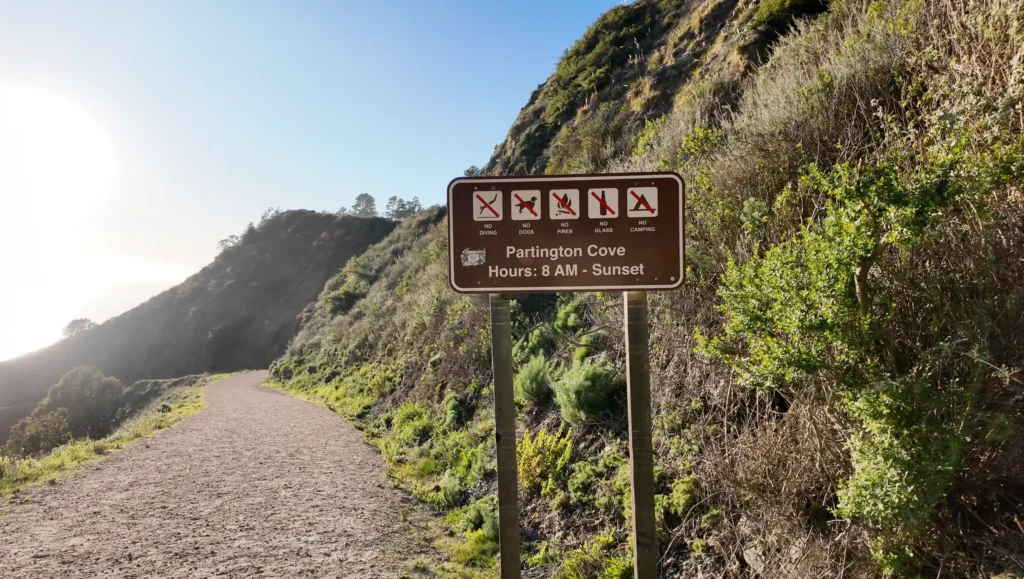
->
[447, 172, 685, 293]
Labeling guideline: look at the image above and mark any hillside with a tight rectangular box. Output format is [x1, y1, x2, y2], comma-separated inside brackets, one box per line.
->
[272, 0, 1023, 577]
[0, 210, 396, 442]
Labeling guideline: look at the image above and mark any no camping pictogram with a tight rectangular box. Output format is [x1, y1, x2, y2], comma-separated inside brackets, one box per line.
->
[627, 187, 658, 217]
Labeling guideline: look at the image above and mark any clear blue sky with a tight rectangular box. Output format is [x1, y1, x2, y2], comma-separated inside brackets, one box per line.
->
[0, 0, 620, 359]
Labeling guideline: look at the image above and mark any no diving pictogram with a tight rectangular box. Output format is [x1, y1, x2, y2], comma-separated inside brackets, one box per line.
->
[473, 191, 503, 221]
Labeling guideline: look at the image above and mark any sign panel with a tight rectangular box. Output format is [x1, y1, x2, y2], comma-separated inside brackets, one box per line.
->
[448, 172, 684, 293]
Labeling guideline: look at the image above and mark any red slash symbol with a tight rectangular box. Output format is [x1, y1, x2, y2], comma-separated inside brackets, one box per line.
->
[591, 190, 616, 216]
[551, 192, 576, 216]
[629, 190, 655, 214]
[475, 194, 499, 218]
[513, 193, 538, 217]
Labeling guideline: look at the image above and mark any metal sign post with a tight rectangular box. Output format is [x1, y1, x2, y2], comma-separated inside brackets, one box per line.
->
[489, 294, 522, 579]
[447, 172, 685, 579]
[624, 291, 657, 578]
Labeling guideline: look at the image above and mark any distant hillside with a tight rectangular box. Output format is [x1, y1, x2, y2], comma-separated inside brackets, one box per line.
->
[0, 210, 396, 442]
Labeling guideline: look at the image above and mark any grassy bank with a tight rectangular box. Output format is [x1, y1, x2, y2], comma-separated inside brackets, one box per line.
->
[0, 374, 226, 496]
[265, 377, 498, 579]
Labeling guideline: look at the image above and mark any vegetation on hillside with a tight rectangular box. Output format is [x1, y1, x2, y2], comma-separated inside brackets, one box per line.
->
[275, 0, 1023, 576]
[1, 370, 218, 495]
[3, 367, 205, 459]
[0, 210, 397, 444]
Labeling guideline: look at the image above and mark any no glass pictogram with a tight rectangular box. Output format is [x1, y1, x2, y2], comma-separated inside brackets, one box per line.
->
[588, 188, 619, 218]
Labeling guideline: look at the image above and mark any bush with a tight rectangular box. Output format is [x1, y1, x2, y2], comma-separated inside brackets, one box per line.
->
[452, 528, 498, 568]
[518, 427, 572, 497]
[33, 367, 124, 439]
[3, 409, 71, 458]
[450, 443, 491, 486]
[568, 462, 601, 505]
[325, 288, 364, 316]
[552, 360, 624, 424]
[444, 394, 462, 427]
[390, 403, 435, 445]
[554, 299, 584, 332]
[462, 496, 499, 541]
[665, 475, 699, 518]
[556, 530, 632, 579]
[514, 354, 554, 405]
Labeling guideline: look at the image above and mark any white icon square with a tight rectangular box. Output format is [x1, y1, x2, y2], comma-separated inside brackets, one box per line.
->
[510, 190, 542, 220]
[549, 189, 580, 220]
[472, 191, 502, 221]
[588, 188, 619, 219]
[626, 187, 658, 217]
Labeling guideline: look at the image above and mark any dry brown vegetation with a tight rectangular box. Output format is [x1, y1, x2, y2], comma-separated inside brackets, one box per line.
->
[272, 1, 1024, 577]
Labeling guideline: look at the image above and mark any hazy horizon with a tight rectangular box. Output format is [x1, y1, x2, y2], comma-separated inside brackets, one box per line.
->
[0, 0, 618, 361]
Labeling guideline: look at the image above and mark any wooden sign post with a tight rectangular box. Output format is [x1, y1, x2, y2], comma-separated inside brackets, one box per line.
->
[449, 173, 685, 579]
[489, 294, 522, 579]
[624, 291, 658, 577]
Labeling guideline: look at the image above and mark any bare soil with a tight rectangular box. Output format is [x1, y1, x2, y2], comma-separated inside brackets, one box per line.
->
[0, 371, 434, 578]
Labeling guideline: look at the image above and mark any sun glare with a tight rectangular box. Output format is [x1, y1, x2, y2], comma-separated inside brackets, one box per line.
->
[0, 84, 117, 217]
[0, 85, 122, 360]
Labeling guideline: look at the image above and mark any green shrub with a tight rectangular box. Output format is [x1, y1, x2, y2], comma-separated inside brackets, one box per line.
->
[525, 541, 558, 568]
[390, 403, 435, 445]
[451, 444, 491, 486]
[689, 538, 707, 558]
[444, 394, 461, 427]
[556, 530, 632, 579]
[600, 557, 633, 579]
[426, 474, 464, 508]
[568, 462, 601, 505]
[513, 327, 554, 367]
[665, 475, 699, 518]
[367, 364, 401, 397]
[552, 360, 624, 424]
[461, 496, 499, 541]
[3, 409, 71, 458]
[34, 367, 124, 439]
[695, 141, 1024, 570]
[452, 528, 498, 568]
[750, 0, 824, 29]
[514, 354, 554, 405]
[518, 427, 572, 497]
[700, 508, 724, 530]
[554, 300, 583, 332]
[325, 288, 364, 316]
[427, 351, 443, 371]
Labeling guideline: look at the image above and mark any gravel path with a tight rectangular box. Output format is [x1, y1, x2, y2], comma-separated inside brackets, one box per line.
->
[0, 371, 433, 578]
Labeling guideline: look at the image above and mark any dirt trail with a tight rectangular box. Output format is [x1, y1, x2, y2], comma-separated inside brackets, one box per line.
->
[0, 371, 433, 578]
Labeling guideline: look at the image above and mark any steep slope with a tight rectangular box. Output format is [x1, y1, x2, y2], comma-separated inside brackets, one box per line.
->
[0, 210, 396, 442]
[279, 0, 1024, 576]
[484, 0, 827, 176]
